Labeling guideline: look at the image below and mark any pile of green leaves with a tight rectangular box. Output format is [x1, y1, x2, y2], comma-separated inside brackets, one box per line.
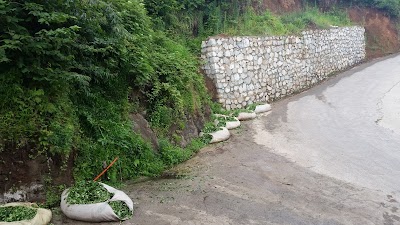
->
[109, 201, 132, 220]
[66, 181, 133, 220]
[0, 206, 37, 222]
[213, 115, 238, 127]
[246, 103, 260, 111]
[202, 123, 222, 133]
[200, 134, 213, 144]
[231, 109, 254, 117]
[66, 181, 112, 205]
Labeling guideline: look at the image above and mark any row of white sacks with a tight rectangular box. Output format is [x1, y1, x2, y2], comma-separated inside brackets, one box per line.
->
[206, 103, 272, 144]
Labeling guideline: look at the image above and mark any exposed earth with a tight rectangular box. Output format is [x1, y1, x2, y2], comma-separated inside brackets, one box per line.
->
[54, 55, 400, 224]
[348, 7, 400, 59]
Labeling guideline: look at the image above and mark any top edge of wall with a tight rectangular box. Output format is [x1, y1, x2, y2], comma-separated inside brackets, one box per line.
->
[202, 26, 365, 44]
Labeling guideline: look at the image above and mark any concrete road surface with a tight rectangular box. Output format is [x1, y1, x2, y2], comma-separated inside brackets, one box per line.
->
[55, 55, 400, 224]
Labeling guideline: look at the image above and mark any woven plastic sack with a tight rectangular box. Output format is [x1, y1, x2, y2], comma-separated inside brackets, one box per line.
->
[213, 115, 241, 130]
[254, 104, 272, 114]
[225, 119, 240, 130]
[237, 112, 257, 121]
[210, 127, 231, 144]
[60, 183, 133, 222]
[0, 202, 52, 225]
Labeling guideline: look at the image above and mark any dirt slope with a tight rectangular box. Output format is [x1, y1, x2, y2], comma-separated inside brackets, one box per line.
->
[349, 8, 399, 59]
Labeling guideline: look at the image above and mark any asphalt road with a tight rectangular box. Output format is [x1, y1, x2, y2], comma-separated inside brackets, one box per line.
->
[255, 53, 400, 195]
[56, 55, 400, 225]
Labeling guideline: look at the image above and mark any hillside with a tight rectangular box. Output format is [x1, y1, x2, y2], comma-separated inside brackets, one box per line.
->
[0, 0, 399, 205]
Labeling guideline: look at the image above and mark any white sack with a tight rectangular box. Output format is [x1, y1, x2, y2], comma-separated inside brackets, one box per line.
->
[0, 202, 52, 225]
[213, 115, 241, 130]
[210, 127, 230, 144]
[237, 112, 257, 121]
[254, 104, 272, 114]
[225, 119, 240, 130]
[60, 183, 133, 222]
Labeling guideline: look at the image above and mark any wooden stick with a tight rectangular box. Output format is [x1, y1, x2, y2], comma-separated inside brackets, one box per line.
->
[93, 157, 119, 181]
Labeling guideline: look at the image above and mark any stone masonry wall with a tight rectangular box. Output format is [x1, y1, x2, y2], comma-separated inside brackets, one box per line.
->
[201, 26, 366, 110]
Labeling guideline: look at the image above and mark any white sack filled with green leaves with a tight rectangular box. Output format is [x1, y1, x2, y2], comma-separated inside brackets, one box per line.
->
[60, 181, 133, 222]
[200, 123, 231, 144]
[209, 127, 230, 143]
[0, 202, 51, 225]
[213, 115, 240, 130]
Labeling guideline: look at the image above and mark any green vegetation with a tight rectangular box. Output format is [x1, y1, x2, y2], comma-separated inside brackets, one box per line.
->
[144, 0, 352, 55]
[108, 201, 132, 220]
[347, 0, 400, 17]
[231, 109, 254, 117]
[224, 7, 351, 36]
[246, 103, 261, 111]
[66, 181, 112, 204]
[44, 184, 67, 208]
[159, 138, 208, 167]
[202, 123, 222, 133]
[2, 0, 399, 208]
[213, 115, 237, 127]
[66, 181, 132, 220]
[0, 0, 209, 190]
[0, 206, 37, 222]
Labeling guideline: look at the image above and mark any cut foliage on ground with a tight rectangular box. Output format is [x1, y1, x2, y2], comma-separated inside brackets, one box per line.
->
[66, 181, 112, 205]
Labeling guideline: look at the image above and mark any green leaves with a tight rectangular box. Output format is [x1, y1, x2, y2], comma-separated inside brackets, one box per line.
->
[66, 181, 112, 204]
[0, 0, 210, 184]
[0, 206, 37, 222]
[109, 201, 132, 220]
[374, 0, 400, 17]
[66, 182, 133, 220]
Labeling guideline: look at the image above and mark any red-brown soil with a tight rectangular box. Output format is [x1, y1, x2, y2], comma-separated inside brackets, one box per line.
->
[348, 7, 399, 59]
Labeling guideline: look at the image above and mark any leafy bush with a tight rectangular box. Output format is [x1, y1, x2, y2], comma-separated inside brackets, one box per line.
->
[159, 139, 193, 167]
[143, 0, 353, 41]
[281, 7, 351, 31]
[159, 137, 208, 167]
[346, 0, 400, 17]
[0, 0, 210, 186]
[372, 0, 400, 17]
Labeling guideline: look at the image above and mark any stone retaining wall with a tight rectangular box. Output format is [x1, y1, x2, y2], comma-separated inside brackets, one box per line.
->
[201, 26, 366, 109]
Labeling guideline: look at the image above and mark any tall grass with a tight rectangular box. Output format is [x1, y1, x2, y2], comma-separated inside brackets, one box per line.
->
[224, 7, 353, 36]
